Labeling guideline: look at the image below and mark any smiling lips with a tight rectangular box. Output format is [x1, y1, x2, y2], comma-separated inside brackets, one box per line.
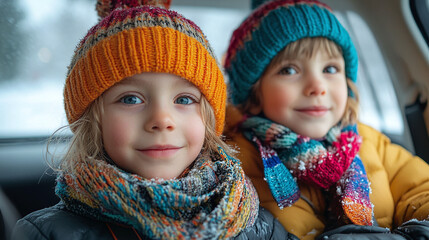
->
[295, 106, 329, 117]
[139, 145, 181, 158]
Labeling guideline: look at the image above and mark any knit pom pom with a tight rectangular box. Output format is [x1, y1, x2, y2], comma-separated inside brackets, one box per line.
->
[96, 0, 172, 18]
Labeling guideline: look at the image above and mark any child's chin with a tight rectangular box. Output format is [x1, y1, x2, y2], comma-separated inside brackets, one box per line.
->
[293, 127, 330, 139]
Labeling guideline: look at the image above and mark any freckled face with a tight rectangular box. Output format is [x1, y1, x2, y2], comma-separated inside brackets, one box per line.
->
[259, 50, 348, 139]
[101, 73, 205, 179]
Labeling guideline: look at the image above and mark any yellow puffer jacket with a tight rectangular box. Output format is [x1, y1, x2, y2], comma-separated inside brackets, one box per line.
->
[225, 106, 429, 240]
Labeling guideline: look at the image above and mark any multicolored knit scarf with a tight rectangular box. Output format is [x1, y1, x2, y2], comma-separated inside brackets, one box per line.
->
[55, 147, 259, 239]
[241, 116, 373, 226]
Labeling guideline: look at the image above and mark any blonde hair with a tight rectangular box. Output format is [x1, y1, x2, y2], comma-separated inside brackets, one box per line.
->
[239, 37, 360, 126]
[48, 94, 231, 175]
[48, 97, 105, 174]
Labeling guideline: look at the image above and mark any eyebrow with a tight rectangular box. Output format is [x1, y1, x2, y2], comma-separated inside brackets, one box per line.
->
[117, 76, 199, 90]
[177, 78, 198, 88]
[115, 77, 139, 86]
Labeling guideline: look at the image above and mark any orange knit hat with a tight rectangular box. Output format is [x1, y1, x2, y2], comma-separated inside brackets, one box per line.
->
[64, 0, 226, 135]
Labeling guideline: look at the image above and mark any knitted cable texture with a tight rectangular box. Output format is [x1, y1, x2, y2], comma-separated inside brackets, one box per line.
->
[241, 116, 373, 226]
[64, 0, 226, 135]
[55, 147, 259, 239]
[224, 0, 358, 105]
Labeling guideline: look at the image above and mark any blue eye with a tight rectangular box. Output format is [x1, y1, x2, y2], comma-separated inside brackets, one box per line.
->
[324, 66, 338, 74]
[278, 66, 297, 75]
[120, 95, 143, 104]
[175, 96, 195, 105]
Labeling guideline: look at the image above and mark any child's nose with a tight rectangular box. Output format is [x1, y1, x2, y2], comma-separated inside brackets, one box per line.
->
[304, 75, 326, 96]
[144, 108, 176, 132]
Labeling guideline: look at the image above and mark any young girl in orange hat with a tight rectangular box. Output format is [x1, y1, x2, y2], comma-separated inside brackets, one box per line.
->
[11, 1, 297, 239]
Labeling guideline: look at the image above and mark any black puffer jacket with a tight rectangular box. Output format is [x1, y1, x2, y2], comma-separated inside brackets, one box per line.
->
[11, 202, 298, 240]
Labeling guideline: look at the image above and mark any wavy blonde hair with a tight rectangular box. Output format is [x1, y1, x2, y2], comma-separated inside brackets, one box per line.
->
[239, 37, 359, 127]
[48, 94, 231, 175]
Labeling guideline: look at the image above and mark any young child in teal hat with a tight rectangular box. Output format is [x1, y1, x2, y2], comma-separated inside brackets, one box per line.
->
[224, 0, 429, 239]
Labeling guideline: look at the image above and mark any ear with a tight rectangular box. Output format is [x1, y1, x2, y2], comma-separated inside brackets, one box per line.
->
[248, 101, 263, 115]
[247, 80, 264, 115]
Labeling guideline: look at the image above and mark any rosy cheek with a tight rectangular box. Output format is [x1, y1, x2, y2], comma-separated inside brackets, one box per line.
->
[336, 84, 348, 114]
[263, 86, 292, 111]
[102, 115, 130, 154]
[183, 116, 205, 153]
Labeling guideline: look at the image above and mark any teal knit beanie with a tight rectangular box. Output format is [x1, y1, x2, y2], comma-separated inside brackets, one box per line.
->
[224, 0, 358, 105]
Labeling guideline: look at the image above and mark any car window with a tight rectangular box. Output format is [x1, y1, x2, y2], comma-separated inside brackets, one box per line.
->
[336, 11, 404, 136]
[0, 0, 97, 138]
